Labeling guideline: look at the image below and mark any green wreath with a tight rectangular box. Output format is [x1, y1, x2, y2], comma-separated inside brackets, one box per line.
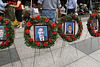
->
[58, 14, 83, 42]
[24, 16, 58, 49]
[0, 16, 14, 49]
[87, 12, 100, 37]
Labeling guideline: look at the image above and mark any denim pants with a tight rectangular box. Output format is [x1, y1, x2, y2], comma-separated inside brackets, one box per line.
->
[42, 10, 56, 23]
[42, 10, 56, 38]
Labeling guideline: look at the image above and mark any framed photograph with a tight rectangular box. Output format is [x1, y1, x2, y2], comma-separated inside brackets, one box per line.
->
[0, 25, 6, 41]
[64, 21, 75, 35]
[34, 25, 49, 42]
[92, 19, 97, 30]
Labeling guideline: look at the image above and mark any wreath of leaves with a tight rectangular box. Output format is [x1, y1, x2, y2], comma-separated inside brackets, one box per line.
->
[58, 14, 83, 42]
[24, 16, 58, 49]
[87, 12, 100, 37]
[0, 16, 14, 49]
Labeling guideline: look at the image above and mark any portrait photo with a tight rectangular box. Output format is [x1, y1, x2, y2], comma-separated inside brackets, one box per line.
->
[92, 19, 97, 30]
[64, 21, 75, 35]
[34, 25, 48, 42]
[0, 25, 6, 41]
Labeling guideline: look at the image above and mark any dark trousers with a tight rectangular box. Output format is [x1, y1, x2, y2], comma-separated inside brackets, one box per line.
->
[0, 13, 4, 16]
[67, 9, 75, 14]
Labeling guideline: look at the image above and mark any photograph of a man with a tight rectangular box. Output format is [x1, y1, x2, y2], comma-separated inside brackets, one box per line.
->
[92, 19, 97, 30]
[34, 25, 48, 42]
[65, 22, 75, 35]
[0, 26, 6, 40]
[66, 25, 73, 34]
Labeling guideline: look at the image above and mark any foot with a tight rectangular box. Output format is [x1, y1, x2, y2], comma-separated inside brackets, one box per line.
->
[17, 25, 20, 28]
[19, 26, 22, 29]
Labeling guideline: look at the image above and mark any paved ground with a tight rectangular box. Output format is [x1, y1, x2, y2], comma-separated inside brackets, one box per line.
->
[0, 15, 100, 67]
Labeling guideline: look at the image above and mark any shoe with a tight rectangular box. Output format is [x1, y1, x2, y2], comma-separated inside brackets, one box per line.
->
[17, 25, 20, 28]
[19, 26, 22, 29]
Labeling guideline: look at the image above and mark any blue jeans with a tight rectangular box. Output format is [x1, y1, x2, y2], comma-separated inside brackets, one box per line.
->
[42, 10, 56, 23]
[42, 10, 56, 38]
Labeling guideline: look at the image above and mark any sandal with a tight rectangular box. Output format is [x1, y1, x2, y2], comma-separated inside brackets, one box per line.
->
[17, 25, 20, 28]
[19, 26, 22, 29]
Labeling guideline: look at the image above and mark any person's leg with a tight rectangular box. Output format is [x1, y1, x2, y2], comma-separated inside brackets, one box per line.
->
[67, 9, 75, 14]
[0, 13, 4, 16]
[17, 10, 22, 29]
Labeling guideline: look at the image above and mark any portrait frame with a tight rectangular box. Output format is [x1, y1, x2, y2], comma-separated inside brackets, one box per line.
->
[92, 19, 98, 30]
[0, 24, 6, 41]
[34, 25, 49, 42]
[64, 21, 75, 36]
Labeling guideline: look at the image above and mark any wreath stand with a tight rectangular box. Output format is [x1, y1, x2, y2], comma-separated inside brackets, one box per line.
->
[0, 16, 16, 67]
[81, 12, 100, 51]
[57, 14, 83, 58]
[24, 16, 58, 67]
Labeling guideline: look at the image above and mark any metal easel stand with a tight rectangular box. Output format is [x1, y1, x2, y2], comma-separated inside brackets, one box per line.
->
[7, 47, 13, 67]
[32, 47, 55, 67]
[13, 43, 24, 67]
[59, 39, 69, 58]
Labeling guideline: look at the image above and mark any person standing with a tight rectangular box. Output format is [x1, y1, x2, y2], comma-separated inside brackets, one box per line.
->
[10, 0, 22, 29]
[67, 0, 78, 15]
[0, 0, 8, 16]
[38, 0, 61, 23]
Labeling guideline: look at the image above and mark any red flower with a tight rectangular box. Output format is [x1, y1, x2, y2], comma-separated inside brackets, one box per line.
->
[36, 16, 40, 21]
[11, 2, 13, 3]
[58, 24, 62, 28]
[80, 27, 83, 31]
[27, 22, 31, 27]
[62, 33, 65, 36]
[89, 20, 92, 24]
[71, 35, 74, 37]
[32, 17, 35, 20]
[30, 38, 33, 42]
[6, 34, 10, 37]
[8, 1, 11, 3]
[73, 38, 76, 41]
[90, 26, 93, 30]
[79, 22, 82, 25]
[5, 21, 9, 25]
[5, 39, 9, 45]
[5, 28, 8, 32]
[1, 42, 5, 46]
[52, 23, 56, 27]
[73, 15, 76, 18]
[62, 17, 65, 20]
[95, 12, 98, 15]
[52, 32, 57, 35]
[92, 30, 95, 34]
[99, 31, 100, 33]
[0, 16, 3, 21]
[92, 14, 95, 18]
[95, 33, 97, 36]
[98, 34, 100, 37]
[66, 37, 70, 40]
[26, 29, 30, 34]
[35, 42, 40, 46]
[43, 43, 48, 47]
[45, 19, 49, 23]
[49, 39, 53, 43]
[79, 33, 81, 36]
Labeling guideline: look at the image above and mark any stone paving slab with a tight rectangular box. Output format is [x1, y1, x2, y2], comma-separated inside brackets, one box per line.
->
[89, 49, 100, 62]
[71, 37, 100, 55]
[21, 45, 86, 67]
[65, 56, 100, 67]
[0, 48, 20, 66]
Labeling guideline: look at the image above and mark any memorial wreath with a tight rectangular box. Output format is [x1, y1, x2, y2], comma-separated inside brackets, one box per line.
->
[87, 12, 100, 37]
[58, 14, 83, 42]
[24, 16, 58, 49]
[0, 16, 14, 49]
